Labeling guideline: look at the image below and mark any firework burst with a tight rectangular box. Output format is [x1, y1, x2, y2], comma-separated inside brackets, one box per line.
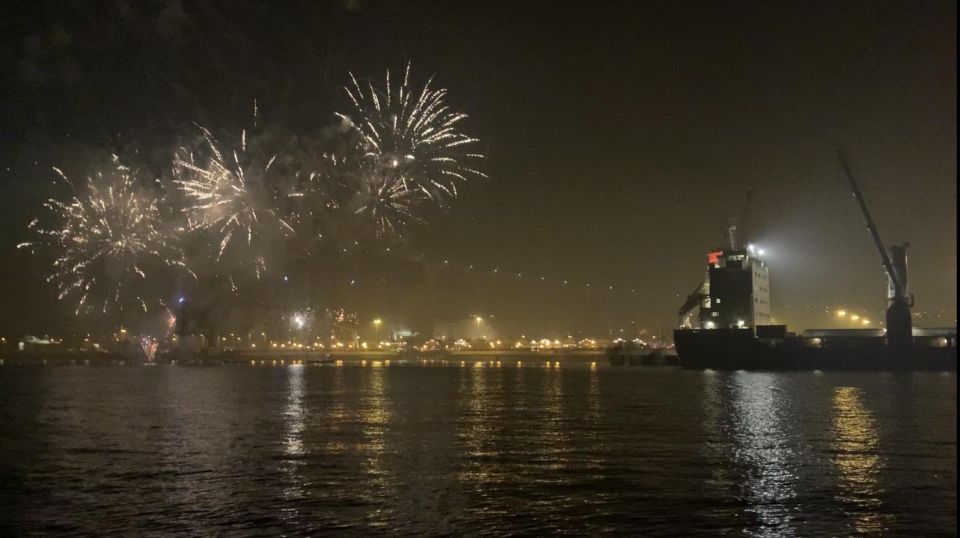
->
[337, 63, 485, 235]
[329, 308, 359, 329]
[173, 125, 294, 279]
[19, 157, 192, 315]
[354, 175, 423, 237]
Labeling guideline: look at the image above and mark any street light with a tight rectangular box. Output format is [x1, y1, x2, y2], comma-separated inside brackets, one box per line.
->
[373, 318, 382, 344]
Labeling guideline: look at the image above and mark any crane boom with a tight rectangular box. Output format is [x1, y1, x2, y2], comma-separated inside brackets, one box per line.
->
[837, 151, 904, 297]
[678, 282, 706, 320]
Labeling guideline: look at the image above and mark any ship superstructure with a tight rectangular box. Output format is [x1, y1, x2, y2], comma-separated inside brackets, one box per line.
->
[693, 245, 770, 329]
[678, 191, 771, 331]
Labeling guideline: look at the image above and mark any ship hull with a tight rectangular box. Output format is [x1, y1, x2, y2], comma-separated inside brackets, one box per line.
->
[674, 328, 956, 371]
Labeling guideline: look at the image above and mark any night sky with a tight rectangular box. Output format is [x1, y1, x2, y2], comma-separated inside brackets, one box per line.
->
[0, 1, 955, 340]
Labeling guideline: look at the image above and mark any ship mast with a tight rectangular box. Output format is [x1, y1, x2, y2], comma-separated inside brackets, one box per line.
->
[724, 191, 753, 250]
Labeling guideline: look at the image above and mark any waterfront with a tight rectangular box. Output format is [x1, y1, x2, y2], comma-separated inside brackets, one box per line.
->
[0, 363, 955, 535]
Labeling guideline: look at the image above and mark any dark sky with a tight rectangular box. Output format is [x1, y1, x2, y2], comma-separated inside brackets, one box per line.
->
[0, 1, 956, 339]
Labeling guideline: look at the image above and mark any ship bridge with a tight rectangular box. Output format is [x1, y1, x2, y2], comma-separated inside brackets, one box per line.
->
[681, 245, 769, 331]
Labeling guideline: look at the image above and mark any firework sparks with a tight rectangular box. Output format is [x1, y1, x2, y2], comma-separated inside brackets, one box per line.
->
[354, 175, 424, 237]
[19, 157, 193, 315]
[290, 309, 314, 331]
[140, 336, 159, 362]
[330, 308, 359, 327]
[173, 125, 294, 278]
[337, 63, 485, 236]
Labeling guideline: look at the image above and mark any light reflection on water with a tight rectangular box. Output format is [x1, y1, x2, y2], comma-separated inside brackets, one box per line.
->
[539, 365, 570, 478]
[587, 366, 601, 423]
[0, 366, 954, 535]
[832, 386, 891, 534]
[358, 364, 394, 527]
[457, 362, 500, 485]
[700, 371, 801, 535]
[323, 365, 348, 453]
[283, 366, 305, 458]
[700, 369, 729, 487]
[729, 372, 799, 537]
[279, 365, 306, 524]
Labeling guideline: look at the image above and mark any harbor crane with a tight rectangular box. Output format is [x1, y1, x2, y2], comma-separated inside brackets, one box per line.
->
[837, 151, 913, 352]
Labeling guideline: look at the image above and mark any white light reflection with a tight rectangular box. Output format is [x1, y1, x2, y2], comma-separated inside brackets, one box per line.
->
[284, 365, 306, 458]
[280, 364, 307, 515]
[578, 364, 604, 481]
[538, 364, 571, 480]
[456, 361, 506, 486]
[730, 373, 800, 535]
[358, 365, 394, 518]
[587, 365, 601, 421]
[322, 364, 349, 455]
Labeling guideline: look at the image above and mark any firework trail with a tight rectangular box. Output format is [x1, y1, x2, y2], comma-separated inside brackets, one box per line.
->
[173, 125, 294, 279]
[18, 157, 193, 315]
[336, 63, 485, 236]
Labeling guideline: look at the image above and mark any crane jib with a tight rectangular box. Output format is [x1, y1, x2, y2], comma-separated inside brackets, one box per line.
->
[837, 151, 905, 298]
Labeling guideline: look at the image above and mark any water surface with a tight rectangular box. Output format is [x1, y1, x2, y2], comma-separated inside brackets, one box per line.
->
[1, 363, 955, 535]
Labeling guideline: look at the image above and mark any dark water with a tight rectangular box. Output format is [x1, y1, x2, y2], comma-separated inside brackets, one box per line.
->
[1, 361, 956, 536]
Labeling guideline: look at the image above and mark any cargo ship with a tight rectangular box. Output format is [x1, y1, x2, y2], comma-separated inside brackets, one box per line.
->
[673, 153, 956, 371]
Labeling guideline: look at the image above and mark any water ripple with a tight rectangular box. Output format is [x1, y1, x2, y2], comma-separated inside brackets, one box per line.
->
[0, 366, 955, 535]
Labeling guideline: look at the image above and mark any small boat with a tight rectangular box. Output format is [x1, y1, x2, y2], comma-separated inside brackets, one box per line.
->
[606, 341, 678, 366]
[306, 353, 335, 364]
